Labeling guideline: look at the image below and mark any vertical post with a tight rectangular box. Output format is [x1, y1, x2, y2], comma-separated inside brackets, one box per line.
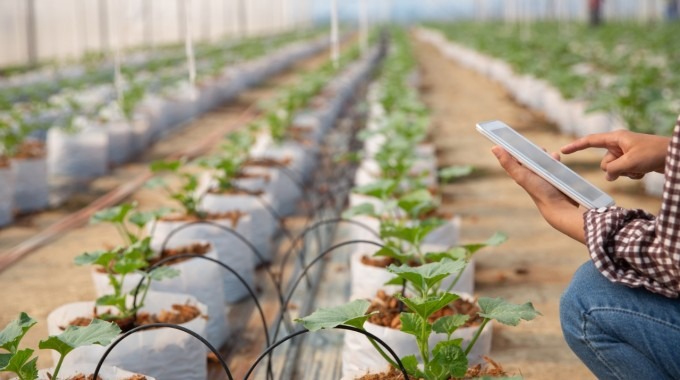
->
[144, 0, 153, 46]
[330, 0, 339, 69]
[236, 0, 248, 37]
[177, 0, 186, 42]
[99, 0, 110, 52]
[183, 0, 196, 88]
[26, 0, 38, 65]
[203, 0, 211, 41]
[359, 0, 368, 55]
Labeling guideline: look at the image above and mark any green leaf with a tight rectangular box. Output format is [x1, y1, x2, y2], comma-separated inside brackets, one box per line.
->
[373, 246, 412, 265]
[400, 313, 429, 338]
[424, 247, 468, 263]
[438, 165, 474, 182]
[144, 177, 167, 189]
[95, 294, 123, 308]
[353, 179, 397, 199]
[150, 160, 181, 173]
[400, 354, 424, 378]
[397, 189, 435, 217]
[477, 297, 542, 326]
[128, 207, 173, 229]
[429, 340, 468, 378]
[432, 314, 469, 336]
[387, 259, 467, 294]
[398, 293, 459, 321]
[463, 232, 508, 255]
[0, 349, 38, 380]
[90, 203, 134, 225]
[39, 319, 121, 357]
[0, 313, 37, 353]
[341, 203, 377, 219]
[295, 299, 375, 332]
[147, 266, 181, 282]
[73, 250, 118, 267]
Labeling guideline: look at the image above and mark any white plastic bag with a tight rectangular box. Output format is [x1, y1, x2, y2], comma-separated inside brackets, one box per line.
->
[0, 166, 14, 226]
[47, 126, 108, 179]
[27, 365, 155, 380]
[11, 157, 49, 212]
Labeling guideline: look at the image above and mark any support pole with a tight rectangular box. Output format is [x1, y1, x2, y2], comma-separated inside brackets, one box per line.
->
[330, 0, 339, 68]
[26, 0, 38, 65]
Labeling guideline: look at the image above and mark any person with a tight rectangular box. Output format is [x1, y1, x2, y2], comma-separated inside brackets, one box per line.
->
[491, 122, 680, 380]
[588, 0, 604, 27]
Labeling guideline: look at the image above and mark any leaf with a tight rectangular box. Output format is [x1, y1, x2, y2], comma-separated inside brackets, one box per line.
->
[397, 293, 459, 321]
[463, 232, 508, 255]
[0, 313, 36, 353]
[477, 297, 542, 326]
[73, 250, 118, 267]
[147, 266, 181, 282]
[424, 247, 468, 263]
[128, 207, 173, 229]
[341, 203, 376, 219]
[399, 313, 430, 338]
[432, 314, 469, 336]
[429, 340, 468, 378]
[373, 246, 412, 265]
[144, 177, 167, 189]
[150, 160, 181, 173]
[438, 165, 474, 182]
[90, 203, 134, 225]
[0, 349, 38, 380]
[399, 354, 424, 378]
[387, 260, 467, 294]
[397, 189, 435, 217]
[39, 319, 121, 357]
[295, 299, 375, 332]
[352, 179, 397, 199]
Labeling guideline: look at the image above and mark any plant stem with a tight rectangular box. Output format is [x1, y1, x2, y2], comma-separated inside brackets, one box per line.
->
[51, 354, 65, 380]
[464, 318, 490, 356]
[366, 336, 399, 370]
[443, 262, 467, 294]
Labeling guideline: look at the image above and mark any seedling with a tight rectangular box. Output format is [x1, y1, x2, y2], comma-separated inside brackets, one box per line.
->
[0, 313, 120, 380]
[147, 159, 204, 218]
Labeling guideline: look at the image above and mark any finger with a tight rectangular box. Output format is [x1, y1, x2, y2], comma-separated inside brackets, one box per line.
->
[600, 151, 617, 172]
[550, 151, 561, 161]
[560, 133, 616, 154]
[492, 146, 524, 176]
[603, 154, 637, 181]
[625, 173, 644, 180]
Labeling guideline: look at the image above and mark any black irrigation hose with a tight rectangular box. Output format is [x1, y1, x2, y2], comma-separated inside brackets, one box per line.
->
[137, 253, 276, 380]
[243, 325, 409, 380]
[273, 239, 387, 341]
[278, 218, 381, 284]
[156, 220, 283, 302]
[92, 323, 233, 380]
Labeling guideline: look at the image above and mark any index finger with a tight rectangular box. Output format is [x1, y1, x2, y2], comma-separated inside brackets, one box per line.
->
[560, 133, 616, 155]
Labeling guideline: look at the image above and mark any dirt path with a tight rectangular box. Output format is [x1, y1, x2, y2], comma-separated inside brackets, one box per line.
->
[413, 35, 661, 379]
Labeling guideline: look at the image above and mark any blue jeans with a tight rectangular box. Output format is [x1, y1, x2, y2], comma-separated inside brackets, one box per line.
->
[560, 261, 680, 380]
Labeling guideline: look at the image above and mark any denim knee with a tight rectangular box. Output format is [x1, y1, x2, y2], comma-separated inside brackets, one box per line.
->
[559, 262, 593, 349]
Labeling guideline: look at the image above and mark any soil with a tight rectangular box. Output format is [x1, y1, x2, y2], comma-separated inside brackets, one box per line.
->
[160, 210, 244, 226]
[66, 303, 203, 333]
[356, 356, 508, 380]
[148, 241, 212, 266]
[60, 374, 147, 380]
[366, 290, 483, 329]
[245, 157, 293, 168]
[13, 139, 46, 160]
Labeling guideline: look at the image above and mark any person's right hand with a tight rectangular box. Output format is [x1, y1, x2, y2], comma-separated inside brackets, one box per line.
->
[560, 130, 670, 181]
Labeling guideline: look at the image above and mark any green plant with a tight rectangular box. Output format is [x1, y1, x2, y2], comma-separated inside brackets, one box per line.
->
[74, 203, 178, 323]
[0, 313, 120, 380]
[297, 264, 540, 380]
[148, 159, 204, 218]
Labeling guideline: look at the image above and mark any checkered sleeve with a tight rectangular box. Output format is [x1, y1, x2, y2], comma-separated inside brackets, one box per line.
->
[584, 121, 680, 298]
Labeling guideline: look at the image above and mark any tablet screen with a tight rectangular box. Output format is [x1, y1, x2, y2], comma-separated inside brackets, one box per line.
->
[491, 127, 605, 203]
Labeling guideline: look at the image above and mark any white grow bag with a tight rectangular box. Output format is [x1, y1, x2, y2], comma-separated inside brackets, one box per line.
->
[0, 166, 14, 226]
[341, 294, 492, 378]
[28, 365, 155, 380]
[90, 246, 230, 349]
[47, 126, 108, 179]
[149, 216, 256, 303]
[11, 156, 49, 212]
[47, 292, 208, 380]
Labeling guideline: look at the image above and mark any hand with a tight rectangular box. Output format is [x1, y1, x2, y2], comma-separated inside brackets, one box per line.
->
[491, 146, 585, 243]
[561, 130, 670, 181]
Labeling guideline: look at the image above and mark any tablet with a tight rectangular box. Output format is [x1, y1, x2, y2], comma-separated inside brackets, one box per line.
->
[476, 120, 615, 209]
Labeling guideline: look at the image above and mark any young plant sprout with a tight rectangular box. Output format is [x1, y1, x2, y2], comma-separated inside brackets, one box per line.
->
[147, 159, 204, 218]
[74, 203, 178, 324]
[0, 313, 120, 380]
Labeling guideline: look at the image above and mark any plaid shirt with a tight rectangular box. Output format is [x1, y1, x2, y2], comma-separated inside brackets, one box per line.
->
[584, 121, 680, 298]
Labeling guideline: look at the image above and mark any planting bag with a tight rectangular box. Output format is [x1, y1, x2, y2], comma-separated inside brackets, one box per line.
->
[149, 217, 256, 303]
[102, 121, 133, 165]
[47, 126, 108, 179]
[90, 248, 230, 348]
[11, 157, 49, 212]
[341, 301, 492, 378]
[29, 365, 155, 380]
[0, 167, 14, 226]
[47, 291, 208, 380]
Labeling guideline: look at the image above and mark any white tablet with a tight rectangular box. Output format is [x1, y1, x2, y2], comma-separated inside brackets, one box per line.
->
[476, 120, 615, 209]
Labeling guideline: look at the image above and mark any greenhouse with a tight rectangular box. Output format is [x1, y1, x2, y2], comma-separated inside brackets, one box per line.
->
[1, 0, 679, 379]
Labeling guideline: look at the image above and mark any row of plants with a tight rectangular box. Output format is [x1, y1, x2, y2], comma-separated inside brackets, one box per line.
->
[291, 28, 539, 380]
[418, 23, 671, 196]
[1, 35, 386, 380]
[0, 30, 336, 227]
[427, 21, 680, 136]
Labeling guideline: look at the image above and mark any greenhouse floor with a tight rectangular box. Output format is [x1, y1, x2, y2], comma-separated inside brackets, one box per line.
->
[0, 33, 664, 380]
